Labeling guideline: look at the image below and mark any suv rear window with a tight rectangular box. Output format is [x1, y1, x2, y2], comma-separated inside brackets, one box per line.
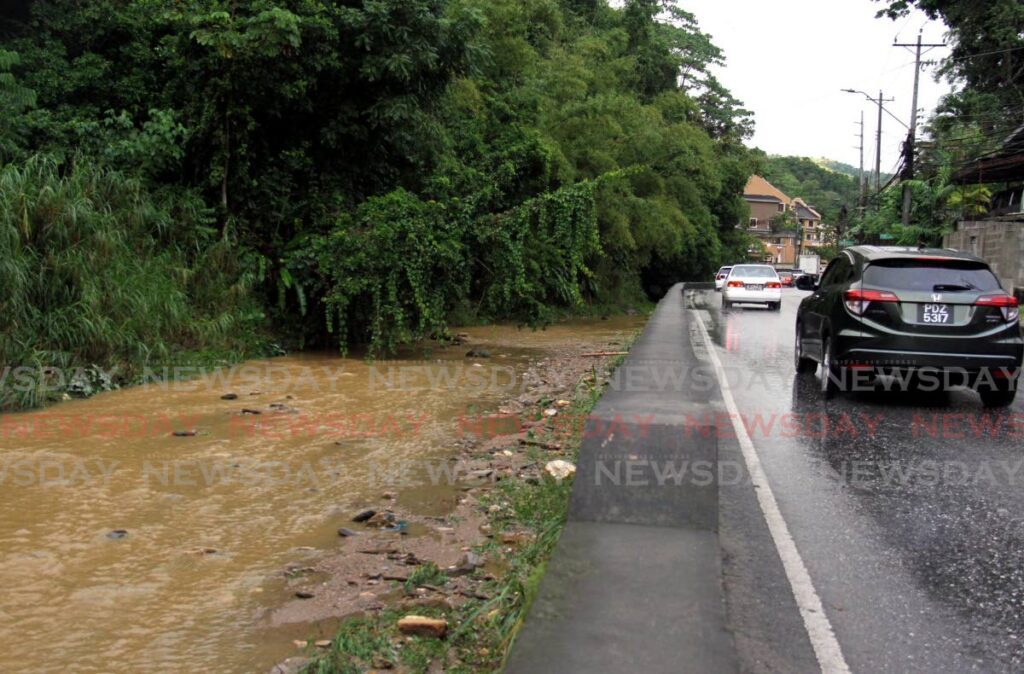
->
[863, 259, 1001, 292]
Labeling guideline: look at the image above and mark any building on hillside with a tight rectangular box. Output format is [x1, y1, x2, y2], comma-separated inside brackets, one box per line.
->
[943, 123, 1024, 298]
[743, 175, 789, 232]
[740, 175, 820, 266]
[792, 197, 825, 251]
[748, 231, 799, 266]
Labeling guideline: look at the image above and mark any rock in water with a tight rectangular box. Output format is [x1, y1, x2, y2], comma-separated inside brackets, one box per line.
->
[172, 430, 197, 437]
[364, 511, 396, 528]
[220, 393, 239, 400]
[106, 529, 129, 540]
[337, 527, 358, 537]
[465, 348, 491, 358]
[397, 615, 448, 638]
[351, 509, 376, 523]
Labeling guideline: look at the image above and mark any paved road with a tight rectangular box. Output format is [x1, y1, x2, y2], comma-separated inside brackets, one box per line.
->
[688, 287, 1024, 673]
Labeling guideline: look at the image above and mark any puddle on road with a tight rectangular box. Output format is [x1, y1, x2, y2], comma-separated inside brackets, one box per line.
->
[0, 317, 642, 674]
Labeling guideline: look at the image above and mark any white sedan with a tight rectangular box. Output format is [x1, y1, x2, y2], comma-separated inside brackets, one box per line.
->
[722, 264, 782, 310]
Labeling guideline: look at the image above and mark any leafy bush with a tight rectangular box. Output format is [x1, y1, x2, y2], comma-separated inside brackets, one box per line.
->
[0, 156, 266, 409]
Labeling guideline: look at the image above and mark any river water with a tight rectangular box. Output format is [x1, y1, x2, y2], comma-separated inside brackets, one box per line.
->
[0, 318, 641, 673]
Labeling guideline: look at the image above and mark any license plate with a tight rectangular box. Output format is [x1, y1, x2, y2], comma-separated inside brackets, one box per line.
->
[919, 303, 951, 324]
[746, 284, 763, 291]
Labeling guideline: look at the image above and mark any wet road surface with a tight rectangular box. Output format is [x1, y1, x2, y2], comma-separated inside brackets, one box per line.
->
[687, 287, 1024, 673]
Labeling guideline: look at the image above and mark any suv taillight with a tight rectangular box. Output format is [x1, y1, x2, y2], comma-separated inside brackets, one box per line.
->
[844, 289, 899, 316]
[976, 294, 1020, 322]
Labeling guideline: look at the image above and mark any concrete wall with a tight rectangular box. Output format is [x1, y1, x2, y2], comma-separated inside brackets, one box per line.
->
[945, 220, 1024, 297]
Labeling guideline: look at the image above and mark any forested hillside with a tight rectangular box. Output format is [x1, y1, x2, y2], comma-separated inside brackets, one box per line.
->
[759, 154, 862, 225]
[0, 0, 758, 407]
[815, 158, 862, 180]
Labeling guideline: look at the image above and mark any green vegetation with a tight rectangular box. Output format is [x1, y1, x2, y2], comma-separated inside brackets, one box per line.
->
[0, 156, 267, 409]
[403, 563, 449, 594]
[0, 0, 757, 401]
[857, 0, 1024, 244]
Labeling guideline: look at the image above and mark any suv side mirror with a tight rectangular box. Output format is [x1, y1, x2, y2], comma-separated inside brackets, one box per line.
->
[795, 275, 816, 291]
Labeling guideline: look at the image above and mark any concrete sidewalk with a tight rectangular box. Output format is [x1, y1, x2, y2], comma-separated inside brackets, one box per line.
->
[504, 283, 737, 674]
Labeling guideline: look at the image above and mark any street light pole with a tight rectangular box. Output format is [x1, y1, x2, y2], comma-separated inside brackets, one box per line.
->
[842, 89, 901, 206]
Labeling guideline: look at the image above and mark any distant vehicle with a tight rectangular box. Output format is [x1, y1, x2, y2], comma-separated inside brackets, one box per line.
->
[714, 266, 733, 291]
[794, 246, 1023, 406]
[776, 269, 795, 286]
[722, 264, 782, 310]
[798, 253, 820, 277]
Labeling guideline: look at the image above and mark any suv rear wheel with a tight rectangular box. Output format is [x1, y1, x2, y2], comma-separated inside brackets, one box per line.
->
[980, 381, 1017, 408]
[821, 335, 841, 398]
[795, 328, 816, 374]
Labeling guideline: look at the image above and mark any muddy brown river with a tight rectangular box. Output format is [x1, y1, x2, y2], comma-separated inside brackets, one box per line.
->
[0, 319, 641, 673]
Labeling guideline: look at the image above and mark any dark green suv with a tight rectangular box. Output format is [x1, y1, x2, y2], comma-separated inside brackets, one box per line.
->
[794, 246, 1023, 407]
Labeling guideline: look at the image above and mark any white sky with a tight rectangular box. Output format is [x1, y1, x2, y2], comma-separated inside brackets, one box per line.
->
[683, 0, 952, 172]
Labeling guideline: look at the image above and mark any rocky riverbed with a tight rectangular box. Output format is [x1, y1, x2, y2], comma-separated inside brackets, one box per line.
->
[264, 330, 636, 672]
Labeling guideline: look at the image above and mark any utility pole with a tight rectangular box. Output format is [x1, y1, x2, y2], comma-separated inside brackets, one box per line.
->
[857, 111, 865, 210]
[842, 89, 901, 208]
[894, 31, 946, 225]
[874, 89, 886, 193]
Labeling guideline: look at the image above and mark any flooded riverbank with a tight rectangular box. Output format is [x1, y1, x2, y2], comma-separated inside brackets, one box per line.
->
[0, 317, 642, 673]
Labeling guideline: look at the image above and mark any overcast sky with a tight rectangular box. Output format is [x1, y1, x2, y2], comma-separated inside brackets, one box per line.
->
[685, 0, 951, 173]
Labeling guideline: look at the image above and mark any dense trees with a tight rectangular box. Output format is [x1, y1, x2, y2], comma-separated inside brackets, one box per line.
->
[858, 0, 1024, 245]
[0, 0, 758, 399]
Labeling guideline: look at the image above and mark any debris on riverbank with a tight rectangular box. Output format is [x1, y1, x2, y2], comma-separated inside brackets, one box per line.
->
[268, 330, 635, 673]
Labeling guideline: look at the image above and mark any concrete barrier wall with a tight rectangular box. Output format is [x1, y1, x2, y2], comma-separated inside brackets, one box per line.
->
[504, 284, 737, 674]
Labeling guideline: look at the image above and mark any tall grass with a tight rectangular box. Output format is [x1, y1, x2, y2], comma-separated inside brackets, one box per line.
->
[0, 155, 266, 410]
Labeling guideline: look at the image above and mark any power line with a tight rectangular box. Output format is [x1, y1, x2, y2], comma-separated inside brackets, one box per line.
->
[941, 44, 1024, 62]
[920, 124, 1024, 145]
[927, 108, 1024, 121]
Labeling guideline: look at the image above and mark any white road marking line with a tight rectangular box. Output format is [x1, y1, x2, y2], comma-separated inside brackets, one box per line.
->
[693, 310, 852, 674]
